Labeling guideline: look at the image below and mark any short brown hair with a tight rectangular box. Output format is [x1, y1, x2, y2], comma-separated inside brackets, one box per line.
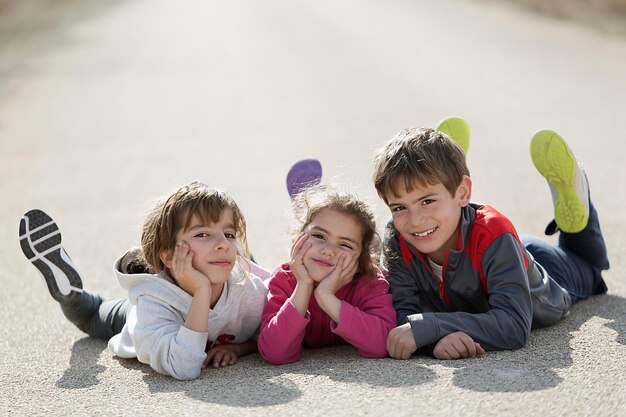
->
[373, 127, 469, 203]
[292, 185, 380, 280]
[141, 182, 249, 274]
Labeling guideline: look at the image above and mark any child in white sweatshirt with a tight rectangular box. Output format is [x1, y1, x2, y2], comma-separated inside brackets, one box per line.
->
[19, 181, 266, 380]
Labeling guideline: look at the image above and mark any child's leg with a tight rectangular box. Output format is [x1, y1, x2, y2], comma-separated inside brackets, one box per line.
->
[68, 295, 130, 339]
[556, 200, 609, 271]
[522, 234, 607, 302]
[20, 210, 129, 339]
[528, 130, 609, 301]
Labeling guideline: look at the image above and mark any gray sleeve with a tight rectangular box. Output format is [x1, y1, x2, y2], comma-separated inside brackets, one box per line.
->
[407, 233, 533, 351]
[383, 226, 424, 325]
[132, 295, 208, 380]
[526, 252, 572, 328]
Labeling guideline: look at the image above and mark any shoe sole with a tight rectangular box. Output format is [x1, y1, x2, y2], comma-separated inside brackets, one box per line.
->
[286, 159, 322, 199]
[436, 116, 470, 154]
[530, 130, 588, 233]
[19, 209, 83, 301]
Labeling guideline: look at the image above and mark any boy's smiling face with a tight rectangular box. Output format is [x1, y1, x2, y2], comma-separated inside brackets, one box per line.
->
[385, 176, 471, 264]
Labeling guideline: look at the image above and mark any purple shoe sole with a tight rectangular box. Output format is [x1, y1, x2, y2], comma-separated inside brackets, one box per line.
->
[286, 159, 322, 199]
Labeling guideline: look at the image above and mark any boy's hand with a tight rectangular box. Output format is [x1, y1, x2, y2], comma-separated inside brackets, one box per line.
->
[433, 331, 485, 360]
[386, 323, 417, 359]
[289, 232, 314, 287]
[171, 241, 211, 296]
[315, 253, 358, 296]
[203, 344, 239, 369]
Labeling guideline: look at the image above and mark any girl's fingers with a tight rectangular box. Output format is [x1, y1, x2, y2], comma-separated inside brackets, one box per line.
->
[292, 241, 312, 264]
[330, 253, 346, 276]
[290, 233, 308, 258]
[339, 254, 358, 281]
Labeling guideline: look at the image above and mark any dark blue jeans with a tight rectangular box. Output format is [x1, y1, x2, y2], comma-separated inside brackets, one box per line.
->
[521, 201, 609, 302]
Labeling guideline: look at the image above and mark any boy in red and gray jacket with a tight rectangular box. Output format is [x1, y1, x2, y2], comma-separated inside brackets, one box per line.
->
[373, 127, 609, 360]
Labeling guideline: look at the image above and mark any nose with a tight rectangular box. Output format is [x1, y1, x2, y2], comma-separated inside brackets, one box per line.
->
[409, 207, 424, 227]
[320, 242, 336, 258]
[215, 233, 231, 251]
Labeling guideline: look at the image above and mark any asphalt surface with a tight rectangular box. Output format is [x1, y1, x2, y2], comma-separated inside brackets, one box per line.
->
[1, 0, 625, 416]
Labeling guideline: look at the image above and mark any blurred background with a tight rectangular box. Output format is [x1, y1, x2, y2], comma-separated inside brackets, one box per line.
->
[2, 0, 625, 280]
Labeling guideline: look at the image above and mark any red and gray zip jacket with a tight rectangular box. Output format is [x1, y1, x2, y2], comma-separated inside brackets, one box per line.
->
[383, 203, 572, 352]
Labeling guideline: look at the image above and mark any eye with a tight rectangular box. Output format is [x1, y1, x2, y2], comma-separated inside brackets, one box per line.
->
[225, 231, 237, 239]
[194, 232, 210, 238]
[310, 232, 325, 240]
[339, 242, 354, 250]
[391, 205, 406, 213]
[421, 199, 435, 206]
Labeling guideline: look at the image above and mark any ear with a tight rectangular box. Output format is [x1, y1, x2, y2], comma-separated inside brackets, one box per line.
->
[456, 175, 472, 207]
[160, 249, 173, 269]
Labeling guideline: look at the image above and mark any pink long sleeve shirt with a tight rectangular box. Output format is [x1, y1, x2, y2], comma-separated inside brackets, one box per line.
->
[258, 263, 397, 365]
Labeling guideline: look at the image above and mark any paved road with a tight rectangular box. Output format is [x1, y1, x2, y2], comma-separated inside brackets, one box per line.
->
[1, 0, 625, 415]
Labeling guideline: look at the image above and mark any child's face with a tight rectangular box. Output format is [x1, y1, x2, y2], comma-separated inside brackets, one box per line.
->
[172, 208, 238, 285]
[385, 177, 471, 264]
[302, 208, 363, 283]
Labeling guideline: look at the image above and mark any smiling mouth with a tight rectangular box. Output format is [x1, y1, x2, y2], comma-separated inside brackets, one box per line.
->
[412, 227, 437, 237]
[313, 259, 334, 268]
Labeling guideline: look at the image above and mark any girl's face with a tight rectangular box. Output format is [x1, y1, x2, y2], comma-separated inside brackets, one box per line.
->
[171, 208, 238, 285]
[302, 208, 363, 283]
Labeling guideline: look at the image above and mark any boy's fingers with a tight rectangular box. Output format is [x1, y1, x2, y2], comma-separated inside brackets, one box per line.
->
[447, 345, 461, 359]
[386, 331, 398, 358]
[459, 334, 476, 357]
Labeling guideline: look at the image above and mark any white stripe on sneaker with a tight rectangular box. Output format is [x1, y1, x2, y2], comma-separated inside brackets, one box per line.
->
[20, 241, 62, 262]
[18, 219, 55, 239]
[27, 230, 60, 247]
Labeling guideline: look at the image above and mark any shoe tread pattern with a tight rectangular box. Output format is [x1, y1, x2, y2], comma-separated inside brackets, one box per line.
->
[530, 130, 588, 233]
[19, 209, 82, 301]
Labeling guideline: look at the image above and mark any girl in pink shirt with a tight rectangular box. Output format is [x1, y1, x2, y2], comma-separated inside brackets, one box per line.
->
[258, 185, 397, 365]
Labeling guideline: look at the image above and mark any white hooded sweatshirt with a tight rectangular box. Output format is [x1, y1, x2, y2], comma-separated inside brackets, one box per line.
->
[108, 257, 267, 380]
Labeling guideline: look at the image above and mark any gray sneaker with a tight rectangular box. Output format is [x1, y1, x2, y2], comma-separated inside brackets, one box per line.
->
[19, 209, 83, 301]
[530, 129, 589, 233]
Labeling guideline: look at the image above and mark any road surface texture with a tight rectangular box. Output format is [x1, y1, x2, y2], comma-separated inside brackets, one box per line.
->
[1, 0, 625, 416]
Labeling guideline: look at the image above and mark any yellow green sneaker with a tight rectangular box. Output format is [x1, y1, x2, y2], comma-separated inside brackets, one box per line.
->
[436, 116, 470, 154]
[530, 129, 589, 233]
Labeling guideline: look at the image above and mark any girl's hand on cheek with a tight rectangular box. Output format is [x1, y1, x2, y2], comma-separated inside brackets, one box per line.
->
[317, 253, 357, 295]
[289, 232, 314, 287]
[171, 241, 211, 296]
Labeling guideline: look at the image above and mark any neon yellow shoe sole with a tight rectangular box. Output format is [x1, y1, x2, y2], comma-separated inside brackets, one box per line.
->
[530, 129, 589, 233]
[436, 116, 470, 154]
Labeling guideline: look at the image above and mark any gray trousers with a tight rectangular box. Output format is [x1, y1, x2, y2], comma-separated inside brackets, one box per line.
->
[61, 291, 130, 340]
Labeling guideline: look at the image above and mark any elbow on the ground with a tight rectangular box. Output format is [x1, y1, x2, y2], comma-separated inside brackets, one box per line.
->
[258, 344, 297, 366]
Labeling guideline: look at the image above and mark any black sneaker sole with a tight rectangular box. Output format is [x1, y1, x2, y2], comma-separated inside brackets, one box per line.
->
[19, 209, 83, 302]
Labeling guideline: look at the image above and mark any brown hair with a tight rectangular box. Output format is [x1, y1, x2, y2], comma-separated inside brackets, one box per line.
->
[291, 185, 381, 280]
[373, 127, 469, 203]
[141, 181, 249, 274]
